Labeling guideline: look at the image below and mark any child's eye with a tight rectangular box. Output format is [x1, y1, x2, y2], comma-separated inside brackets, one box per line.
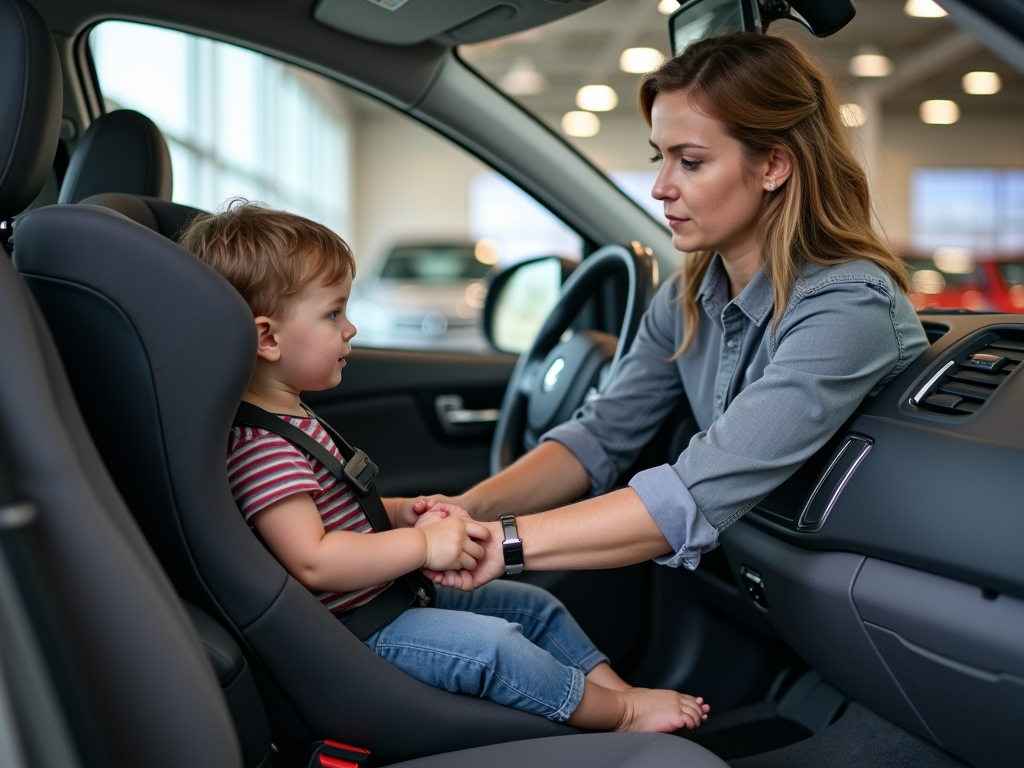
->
[328, 310, 339, 321]
[682, 159, 701, 171]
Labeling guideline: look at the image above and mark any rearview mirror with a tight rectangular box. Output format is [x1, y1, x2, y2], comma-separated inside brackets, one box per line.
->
[669, 0, 856, 55]
[483, 257, 577, 354]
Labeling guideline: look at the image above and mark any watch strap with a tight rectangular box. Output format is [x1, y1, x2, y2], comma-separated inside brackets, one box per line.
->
[499, 515, 524, 575]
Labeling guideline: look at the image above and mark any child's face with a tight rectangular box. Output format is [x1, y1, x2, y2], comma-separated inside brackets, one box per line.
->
[272, 273, 356, 392]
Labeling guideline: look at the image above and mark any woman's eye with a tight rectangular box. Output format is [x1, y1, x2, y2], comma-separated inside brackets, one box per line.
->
[682, 159, 701, 171]
[649, 154, 663, 164]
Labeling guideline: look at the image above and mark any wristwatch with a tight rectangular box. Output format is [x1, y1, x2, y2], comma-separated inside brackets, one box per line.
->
[499, 515, 524, 575]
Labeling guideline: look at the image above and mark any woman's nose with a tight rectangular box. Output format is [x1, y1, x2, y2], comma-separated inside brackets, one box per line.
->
[651, 171, 677, 202]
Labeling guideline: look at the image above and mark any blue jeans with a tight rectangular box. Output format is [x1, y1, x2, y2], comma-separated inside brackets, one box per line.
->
[357, 581, 608, 721]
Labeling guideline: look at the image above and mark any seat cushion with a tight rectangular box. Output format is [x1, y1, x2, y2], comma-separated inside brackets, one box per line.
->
[389, 733, 729, 768]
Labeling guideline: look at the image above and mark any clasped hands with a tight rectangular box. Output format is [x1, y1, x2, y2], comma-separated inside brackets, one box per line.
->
[399, 497, 504, 591]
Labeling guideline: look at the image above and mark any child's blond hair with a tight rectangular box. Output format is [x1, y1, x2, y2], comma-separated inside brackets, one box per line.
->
[180, 199, 356, 318]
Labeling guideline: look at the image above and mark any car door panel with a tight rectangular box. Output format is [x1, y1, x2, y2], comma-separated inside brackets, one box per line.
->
[303, 347, 517, 496]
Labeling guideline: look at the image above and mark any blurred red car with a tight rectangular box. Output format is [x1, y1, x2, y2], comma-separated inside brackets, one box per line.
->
[903, 252, 1024, 313]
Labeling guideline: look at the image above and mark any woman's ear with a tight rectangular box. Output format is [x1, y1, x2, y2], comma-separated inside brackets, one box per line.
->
[764, 147, 794, 191]
[254, 316, 282, 363]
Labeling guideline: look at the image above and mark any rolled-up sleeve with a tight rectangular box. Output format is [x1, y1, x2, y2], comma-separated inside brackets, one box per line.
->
[678, 278, 902, 532]
[541, 278, 686, 493]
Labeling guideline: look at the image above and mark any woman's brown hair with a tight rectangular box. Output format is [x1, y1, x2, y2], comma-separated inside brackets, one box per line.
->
[638, 31, 909, 353]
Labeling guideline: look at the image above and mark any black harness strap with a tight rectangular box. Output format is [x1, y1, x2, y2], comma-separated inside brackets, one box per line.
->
[233, 401, 435, 641]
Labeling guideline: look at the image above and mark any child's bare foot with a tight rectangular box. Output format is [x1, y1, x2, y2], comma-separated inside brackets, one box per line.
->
[616, 688, 710, 733]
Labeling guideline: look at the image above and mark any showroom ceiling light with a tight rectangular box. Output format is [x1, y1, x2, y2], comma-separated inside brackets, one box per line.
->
[658, 0, 680, 15]
[962, 71, 1001, 95]
[850, 47, 892, 77]
[576, 85, 618, 112]
[840, 103, 867, 127]
[501, 57, 546, 96]
[920, 99, 960, 124]
[562, 111, 600, 137]
[620, 47, 665, 74]
[474, 238, 500, 266]
[933, 247, 974, 274]
[905, 0, 947, 17]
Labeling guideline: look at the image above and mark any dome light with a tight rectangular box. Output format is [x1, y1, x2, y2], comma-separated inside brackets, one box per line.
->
[962, 71, 1001, 95]
[839, 103, 866, 127]
[576, 85, 618, 112]
[562, 111, 600, 137]
[850, 48, 892, 78]
[620, 47, 665, 74]
[920, 99, 960, 124]
[905, 0, 947, 17]
[658, 0, 680, 15]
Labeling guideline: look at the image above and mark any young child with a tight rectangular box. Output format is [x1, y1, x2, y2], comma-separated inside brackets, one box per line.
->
[181, 200, 709, 732]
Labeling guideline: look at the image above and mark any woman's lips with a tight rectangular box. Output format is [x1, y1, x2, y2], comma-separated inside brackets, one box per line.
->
[666, 215, 690, 229]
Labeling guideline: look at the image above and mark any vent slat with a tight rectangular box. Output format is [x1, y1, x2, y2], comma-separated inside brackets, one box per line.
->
[988, 340, 1024, 353]
[939, 381, 994, 400]
[985, 348, 1024, 363]
[955, 400, 982, 414]
[949, 369, 1008, 386]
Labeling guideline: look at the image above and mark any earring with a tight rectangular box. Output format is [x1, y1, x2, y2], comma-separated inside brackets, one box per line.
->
[767, 181, 777, 191]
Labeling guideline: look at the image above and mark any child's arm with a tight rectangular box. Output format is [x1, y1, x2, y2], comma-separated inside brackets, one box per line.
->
[252, 492, 490, 593]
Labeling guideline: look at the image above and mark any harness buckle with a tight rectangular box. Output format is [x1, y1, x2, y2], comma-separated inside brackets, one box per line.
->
[342, 449, 378, 494]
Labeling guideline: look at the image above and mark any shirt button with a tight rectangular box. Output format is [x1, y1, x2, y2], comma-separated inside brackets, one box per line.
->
[726, 339, 735, 348]
[715, 395, 723, 406]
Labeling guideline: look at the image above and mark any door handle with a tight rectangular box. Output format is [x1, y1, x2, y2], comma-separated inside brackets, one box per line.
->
[435, 395, 500, 434]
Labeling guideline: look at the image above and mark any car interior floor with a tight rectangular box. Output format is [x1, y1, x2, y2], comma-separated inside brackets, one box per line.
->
[729, 702, 970, 768]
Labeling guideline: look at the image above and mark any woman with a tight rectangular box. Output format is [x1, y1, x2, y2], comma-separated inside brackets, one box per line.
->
[402, 31, 928, 587]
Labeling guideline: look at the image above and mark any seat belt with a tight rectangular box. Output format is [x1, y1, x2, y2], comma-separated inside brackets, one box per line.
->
[233, 401, 436, 641]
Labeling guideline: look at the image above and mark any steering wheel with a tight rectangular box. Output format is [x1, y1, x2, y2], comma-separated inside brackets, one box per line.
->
[490, 243, 656, 473]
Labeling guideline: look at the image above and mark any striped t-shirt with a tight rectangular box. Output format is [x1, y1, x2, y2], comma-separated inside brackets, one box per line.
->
[226, 414, 390, 614]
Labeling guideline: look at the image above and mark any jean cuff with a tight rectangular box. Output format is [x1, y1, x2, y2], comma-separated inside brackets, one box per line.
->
[551, 667, 587, 722]
[577, 649, 611, 676]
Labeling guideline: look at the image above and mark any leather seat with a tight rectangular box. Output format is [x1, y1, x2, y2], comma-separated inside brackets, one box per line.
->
[59, 108, 173, 203]
[58, 108, 203, 240]
[0, 2, 241, 767]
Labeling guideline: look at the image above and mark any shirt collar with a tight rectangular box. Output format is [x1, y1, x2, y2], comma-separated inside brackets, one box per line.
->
[697, 254, 775, 327]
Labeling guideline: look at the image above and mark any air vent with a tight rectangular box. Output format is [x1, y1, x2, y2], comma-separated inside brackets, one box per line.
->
[910, 335, 1023, 416]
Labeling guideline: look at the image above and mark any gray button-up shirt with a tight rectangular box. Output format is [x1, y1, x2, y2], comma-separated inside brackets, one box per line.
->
[542, 255, 928, 570]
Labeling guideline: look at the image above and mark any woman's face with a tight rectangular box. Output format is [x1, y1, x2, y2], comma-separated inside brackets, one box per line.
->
[649, 90, 776, 260]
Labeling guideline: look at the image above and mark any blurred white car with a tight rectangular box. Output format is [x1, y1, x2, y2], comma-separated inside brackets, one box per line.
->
[350, 241, 494, 352]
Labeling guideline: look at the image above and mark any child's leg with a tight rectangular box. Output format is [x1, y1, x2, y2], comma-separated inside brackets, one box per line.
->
[433, 581, 608, 675]
[361, 605, 708, 731]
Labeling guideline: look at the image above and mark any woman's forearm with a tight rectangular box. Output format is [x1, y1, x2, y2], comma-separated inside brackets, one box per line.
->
[461, 441, 591, 522]
[517, 487, 672, 570]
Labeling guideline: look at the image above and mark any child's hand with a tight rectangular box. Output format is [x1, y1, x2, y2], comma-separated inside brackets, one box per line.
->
[392, 495, 459, 528]
[420, 516, 490, 572]
[413, 502, 473, 528]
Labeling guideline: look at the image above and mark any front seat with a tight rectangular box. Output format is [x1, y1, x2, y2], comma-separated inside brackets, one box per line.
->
[60, 108, 202, 241]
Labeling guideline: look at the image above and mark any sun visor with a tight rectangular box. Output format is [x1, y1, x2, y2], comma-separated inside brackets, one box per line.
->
[313, 0, 607, 47]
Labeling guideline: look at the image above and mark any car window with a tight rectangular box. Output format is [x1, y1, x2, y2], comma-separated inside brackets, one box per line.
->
[461, 0, 1024, 314]
[88, 21, 583, 354]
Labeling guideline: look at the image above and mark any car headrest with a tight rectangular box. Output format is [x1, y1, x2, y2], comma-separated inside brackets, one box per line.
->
[79, 192, 203, 242]
[0, 0, 62, 219]
[59, 110, 173, 204]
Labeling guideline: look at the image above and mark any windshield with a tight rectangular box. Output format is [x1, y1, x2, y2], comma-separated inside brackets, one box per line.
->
[461, 0, 1024, 314]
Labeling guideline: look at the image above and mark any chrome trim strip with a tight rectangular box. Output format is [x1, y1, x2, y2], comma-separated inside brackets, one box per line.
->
[910, 359, 956, 405]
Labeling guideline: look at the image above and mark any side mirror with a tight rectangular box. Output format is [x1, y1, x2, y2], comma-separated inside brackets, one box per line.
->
[482, 256, 577, 354]
[669, 0, 856, 55]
